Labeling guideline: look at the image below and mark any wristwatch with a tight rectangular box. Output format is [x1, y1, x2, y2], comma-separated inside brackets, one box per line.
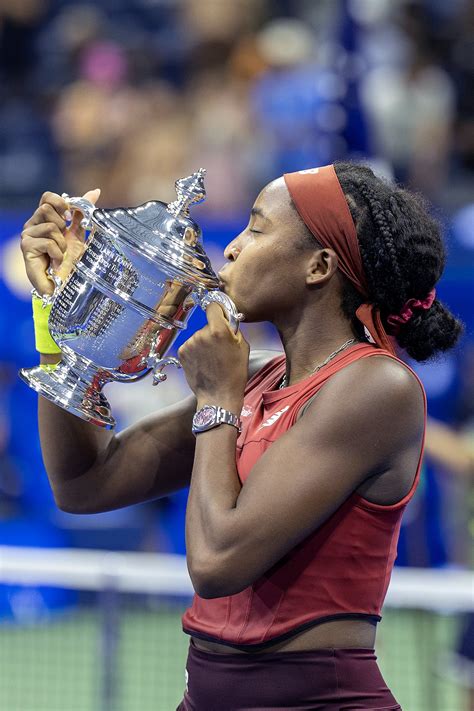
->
[192, 405, 242, 435]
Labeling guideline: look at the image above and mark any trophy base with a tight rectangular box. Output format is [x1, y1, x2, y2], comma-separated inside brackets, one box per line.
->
[19, 360, 115, 429]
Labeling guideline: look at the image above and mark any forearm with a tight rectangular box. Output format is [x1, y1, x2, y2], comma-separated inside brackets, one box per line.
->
[186, 415, 242, 572]
[38, 354, 114, 487]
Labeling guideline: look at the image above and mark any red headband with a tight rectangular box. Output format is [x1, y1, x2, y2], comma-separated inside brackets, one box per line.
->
[284, 164, 396, 354]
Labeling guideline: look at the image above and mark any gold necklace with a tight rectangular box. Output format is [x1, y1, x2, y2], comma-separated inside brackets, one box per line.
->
[278, 338, 358, 390]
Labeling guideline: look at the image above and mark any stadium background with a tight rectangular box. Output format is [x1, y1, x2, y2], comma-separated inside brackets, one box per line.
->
[0, 1, 473, 710]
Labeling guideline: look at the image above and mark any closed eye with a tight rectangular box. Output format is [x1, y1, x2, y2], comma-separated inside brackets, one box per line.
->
[249, 229, 262, 234]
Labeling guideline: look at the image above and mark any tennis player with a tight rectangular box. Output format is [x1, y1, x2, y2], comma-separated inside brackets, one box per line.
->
[21, 163, 462, 710]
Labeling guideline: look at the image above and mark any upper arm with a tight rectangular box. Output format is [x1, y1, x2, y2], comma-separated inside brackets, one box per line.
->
[214, 357, 425, 592]
[57, 349, 280, 514]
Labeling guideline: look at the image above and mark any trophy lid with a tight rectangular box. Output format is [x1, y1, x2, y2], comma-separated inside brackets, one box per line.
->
[91, 169, 219, 289]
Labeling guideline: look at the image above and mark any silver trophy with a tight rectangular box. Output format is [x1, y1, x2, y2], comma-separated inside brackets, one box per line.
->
[19, 169, 242, 429]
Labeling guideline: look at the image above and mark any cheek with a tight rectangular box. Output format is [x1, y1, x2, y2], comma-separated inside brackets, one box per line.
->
[240, 241, 283, 275]
[231, 249, 299, 319]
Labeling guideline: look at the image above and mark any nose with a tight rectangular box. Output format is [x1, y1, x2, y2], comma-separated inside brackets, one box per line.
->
[223, 240, 241, 262]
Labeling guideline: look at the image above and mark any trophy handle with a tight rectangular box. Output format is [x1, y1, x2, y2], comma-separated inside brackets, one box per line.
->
[152, 357, 181, 385]
[62, 194, 96, 230]
[197, 291, 244, 334]
[150, 292, 242, 387]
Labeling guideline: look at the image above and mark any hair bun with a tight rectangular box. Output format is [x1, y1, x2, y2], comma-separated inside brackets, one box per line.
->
[394, 299, 463, 361]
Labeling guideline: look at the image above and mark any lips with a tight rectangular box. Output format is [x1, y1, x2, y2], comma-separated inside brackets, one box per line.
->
[217, 271, 227, 291]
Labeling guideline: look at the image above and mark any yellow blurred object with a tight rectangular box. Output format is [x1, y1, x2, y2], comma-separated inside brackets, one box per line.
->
[32, 297, 61, 355]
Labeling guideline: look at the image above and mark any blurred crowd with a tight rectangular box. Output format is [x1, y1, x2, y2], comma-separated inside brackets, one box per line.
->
[0, 0, 473, 214]
[0, 0, 473, 575]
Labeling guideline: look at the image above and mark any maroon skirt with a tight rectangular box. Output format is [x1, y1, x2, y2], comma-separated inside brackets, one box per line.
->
[176, 641, 401, 711]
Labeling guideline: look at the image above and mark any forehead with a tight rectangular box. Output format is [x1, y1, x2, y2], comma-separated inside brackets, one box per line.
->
[252, 177, 296, 225]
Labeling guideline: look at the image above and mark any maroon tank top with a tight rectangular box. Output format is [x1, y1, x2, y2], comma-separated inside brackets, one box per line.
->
[182, 343, 427, 649]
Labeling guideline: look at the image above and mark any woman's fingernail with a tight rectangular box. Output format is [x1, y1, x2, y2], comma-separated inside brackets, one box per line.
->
[64, 210, 73, 222]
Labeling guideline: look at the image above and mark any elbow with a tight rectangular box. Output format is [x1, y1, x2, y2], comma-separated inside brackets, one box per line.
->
[55, 499, 84, 514]
[188, 551, 247, 599]
[191, 576, 226, 600]
[54, 494, 86, 514]
[52, 486, 97, 515]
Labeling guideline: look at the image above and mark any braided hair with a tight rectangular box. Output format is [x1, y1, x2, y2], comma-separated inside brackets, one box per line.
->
[304, 162, 463, 361]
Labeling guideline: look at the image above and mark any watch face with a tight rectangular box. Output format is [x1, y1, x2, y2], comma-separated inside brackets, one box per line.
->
[194, 406, 216, 429]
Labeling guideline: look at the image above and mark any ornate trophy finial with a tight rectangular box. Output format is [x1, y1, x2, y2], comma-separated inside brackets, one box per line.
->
[167, 169, 207, 217]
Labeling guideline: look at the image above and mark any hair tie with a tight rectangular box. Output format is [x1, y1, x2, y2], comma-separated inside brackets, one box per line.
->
[387, 288, 436, 333]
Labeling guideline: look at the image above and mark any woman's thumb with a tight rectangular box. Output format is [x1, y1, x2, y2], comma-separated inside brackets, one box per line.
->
[68, 188, 101, 238]
[83, 188, 101, 204]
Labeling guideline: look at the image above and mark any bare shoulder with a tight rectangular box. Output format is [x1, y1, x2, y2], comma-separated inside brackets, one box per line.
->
[308, 353, 425, 447]
[346, 354, 424, 418]
[248, 348, 283, 379]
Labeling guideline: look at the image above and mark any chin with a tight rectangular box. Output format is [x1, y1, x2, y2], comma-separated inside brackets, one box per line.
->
[226, 288, 246, 313]
[220, 283, 263, 323]
[233, 301, 262, 324]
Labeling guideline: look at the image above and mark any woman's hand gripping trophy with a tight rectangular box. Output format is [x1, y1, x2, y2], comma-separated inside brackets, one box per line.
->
[20, 188, 101, 296]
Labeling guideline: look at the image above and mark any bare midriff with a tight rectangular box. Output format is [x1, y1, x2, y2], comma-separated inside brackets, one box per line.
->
[191, 617, 377, 655]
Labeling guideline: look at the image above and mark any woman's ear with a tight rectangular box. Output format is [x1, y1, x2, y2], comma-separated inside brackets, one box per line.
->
[305, 248, 339, 286]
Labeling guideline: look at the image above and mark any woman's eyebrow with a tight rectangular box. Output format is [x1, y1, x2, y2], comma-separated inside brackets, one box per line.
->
[251, 207, 270, 221]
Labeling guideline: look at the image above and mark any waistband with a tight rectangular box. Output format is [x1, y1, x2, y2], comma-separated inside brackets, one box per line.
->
[179, 641, 400, 710]
[189, 639, 377, 663]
